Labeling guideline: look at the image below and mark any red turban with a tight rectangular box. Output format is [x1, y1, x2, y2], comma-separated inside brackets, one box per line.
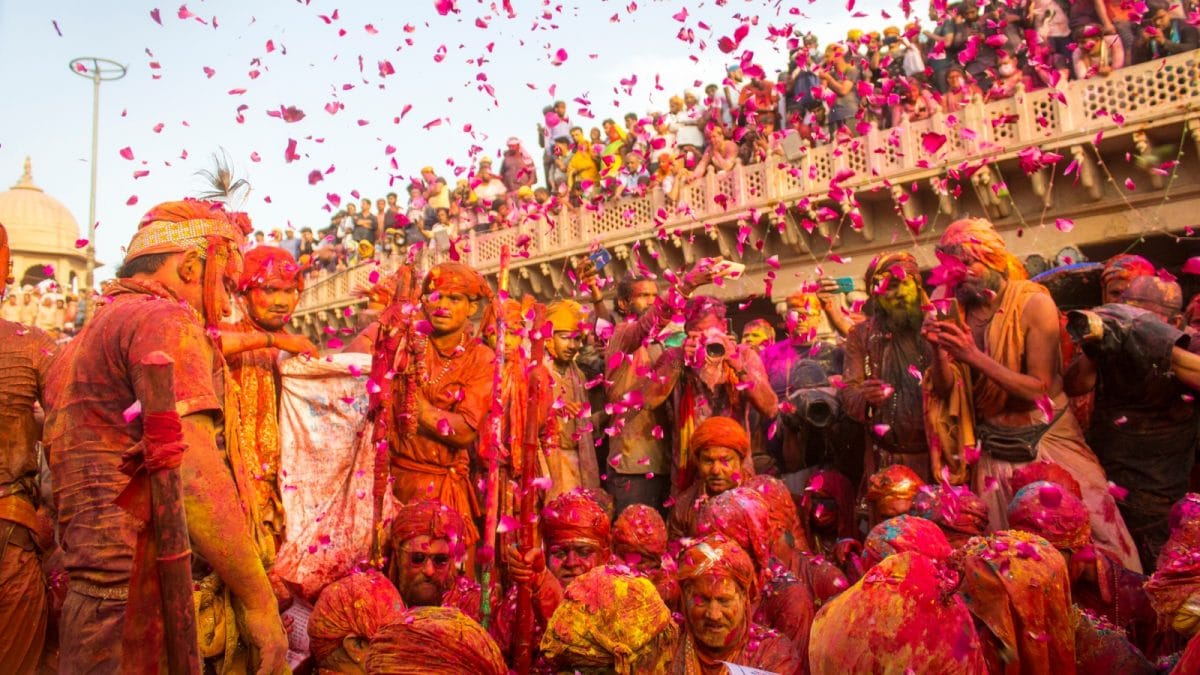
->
[239, 245, 304, 292]
[365, 606, 506, 675]
[1006, 482, 1091, 551]
[127, 199, 249, 262]
[542, 489, 612, 549]
[688, 416, 750, 459]
[676, 535, 758, 599]
[390, 499, 469, 562]
[696, 487, 774, 575]
[939, 218, 1026, 281]
[612, 504, 668, 559]
[910, 485, 990, 546]
[1011, 460, 1083, 500]
[745, 474, 809, 552]
[865, 465, 924, 506]
[802, 470, 859, 540]
[309, 569, 405, 661]
[1101, 254, 1155, 291]
[863, 515, 953, 569]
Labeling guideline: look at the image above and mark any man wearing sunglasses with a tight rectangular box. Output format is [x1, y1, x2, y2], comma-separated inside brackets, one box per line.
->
[388, 499, 475, 613]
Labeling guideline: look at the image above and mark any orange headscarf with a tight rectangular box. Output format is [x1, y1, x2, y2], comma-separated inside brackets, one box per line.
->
[309, 569, 405, 661]
[676, 535, 759, 599]
[542, 489, 612, 549]
[365, 606, 506, 675]
[865, 465, 925, 506]
[688, 416, 751, 459]
[612, 504, 668, 559]
[939, 218, 1026, 281]
[390, 499, 469, 562]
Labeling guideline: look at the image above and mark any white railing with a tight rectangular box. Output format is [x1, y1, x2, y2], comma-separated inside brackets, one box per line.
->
[296, 51, 1200, 315]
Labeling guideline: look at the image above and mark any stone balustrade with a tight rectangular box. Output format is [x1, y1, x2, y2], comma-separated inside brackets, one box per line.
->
[293, 51, 1200, 330]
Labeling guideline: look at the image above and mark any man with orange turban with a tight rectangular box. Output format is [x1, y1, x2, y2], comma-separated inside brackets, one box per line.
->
[1101, 254, 1156, 305]
[366, 606, 507, 675]
[0, 222, 57, 672]
[308, 569, 405, 671]
[923, 218, 1140, 572]
[864, 463, 925, 525]
[46, 199, 288, 672]
[667, 415, 752, 539]
[671, 536, 804, 674]
[544, 299, 599, 497]
[843, 252, 936, 483]
[219, 245, 318, 554]
[540, 566, 678, 673]
[364, 262, 497, 567]
[611, 504, 679, 609]
[386, 499, 479, 616]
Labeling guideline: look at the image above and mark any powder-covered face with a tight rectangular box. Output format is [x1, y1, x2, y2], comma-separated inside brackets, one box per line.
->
[546, 540, 605, 587]
[244, 281, 301, 331]
[395, 535, 454, 607]
[696, 446, 743, 496]
[786, 293, 822, 342]
[685, 575, 747, 651]
[740, 324, 773, 349]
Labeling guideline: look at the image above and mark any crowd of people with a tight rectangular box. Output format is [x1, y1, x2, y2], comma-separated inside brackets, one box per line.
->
[4, 176, 1200, 673]
[280, 0, 1199, 275]
[0, 283, 89, 338]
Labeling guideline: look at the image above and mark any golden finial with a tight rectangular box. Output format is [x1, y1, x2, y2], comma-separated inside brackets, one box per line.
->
[14, 156, 38, 190]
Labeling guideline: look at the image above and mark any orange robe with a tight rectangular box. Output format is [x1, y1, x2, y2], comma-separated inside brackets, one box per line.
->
[223, 316, 284, 554]
[0, 319, 56, 673]
[390, 338, 495, 548]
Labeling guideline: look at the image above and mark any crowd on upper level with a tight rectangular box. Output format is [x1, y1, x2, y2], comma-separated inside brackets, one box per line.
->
[281, 0, 1198, 276]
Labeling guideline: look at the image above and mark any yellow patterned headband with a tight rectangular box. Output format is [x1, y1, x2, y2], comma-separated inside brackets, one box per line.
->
[125, 218, 246, 262]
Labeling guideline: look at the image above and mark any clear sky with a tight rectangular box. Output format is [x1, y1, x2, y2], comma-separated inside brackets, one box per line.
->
[0, 0, 918, 282]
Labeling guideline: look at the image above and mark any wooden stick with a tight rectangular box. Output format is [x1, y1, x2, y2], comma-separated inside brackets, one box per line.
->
[139, 352, 201, 675]
[512, 303, 547, 674]
[480, 245, 511, 628]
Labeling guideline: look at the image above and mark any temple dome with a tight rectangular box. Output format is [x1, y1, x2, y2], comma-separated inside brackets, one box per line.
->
[0, 157, 84, 256]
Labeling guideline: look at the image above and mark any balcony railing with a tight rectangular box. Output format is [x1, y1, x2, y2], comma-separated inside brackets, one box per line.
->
[296, 51, 1200, 316]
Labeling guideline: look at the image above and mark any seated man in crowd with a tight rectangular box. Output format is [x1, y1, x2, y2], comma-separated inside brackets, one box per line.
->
[668, 416, 753, 539]
[672, 536, 804, 674]
[366, 606, 507, 675]
[308, 569, 405, 673]
[611, 504, 679, 610]
[386, 499, 478, 616]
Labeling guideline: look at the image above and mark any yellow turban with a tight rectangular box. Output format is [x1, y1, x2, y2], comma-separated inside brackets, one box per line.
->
[546, 300, 585, 333]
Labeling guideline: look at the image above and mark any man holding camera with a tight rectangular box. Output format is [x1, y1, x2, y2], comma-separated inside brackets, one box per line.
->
[645, 295, 778, 495]
[759, 288, 848, 476]
[1064, 275, 1200, 571]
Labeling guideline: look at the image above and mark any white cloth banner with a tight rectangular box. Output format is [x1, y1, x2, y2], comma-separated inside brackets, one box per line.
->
[274, 353, 398, 600]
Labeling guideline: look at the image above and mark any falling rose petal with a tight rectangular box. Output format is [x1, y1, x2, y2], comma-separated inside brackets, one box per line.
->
[871, 424, 891, 438]
[1037, 484, 1063, 509]
[119, 147, 135, 160]
[983, 476, 1000, 492]
[531, 476, 552, 491]
[1108, 482, 1129, 501]
[75, 238, 89, 248]
[1034, 396, 1054, 422]
[907, 364, 923, 382]
[1054, 218, 1074, 233]
[921, 131, 947, 154]
[436, 418, 451, 436]
[550, 48, 568, 66]
[1181, 257, 1200, 276]
[496, 515, 518, 533]
[284, 138, 300, 162]
[123, 400, 142, 423]
[1124, 178, 1136, 191]
[126, 195, 138, 206]
[150, 8, 162, 25]
[307, 169, 324, 185]
[434, 0, 458, 15]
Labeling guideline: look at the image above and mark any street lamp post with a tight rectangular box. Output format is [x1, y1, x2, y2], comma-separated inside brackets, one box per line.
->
[69, 56, 127, 322]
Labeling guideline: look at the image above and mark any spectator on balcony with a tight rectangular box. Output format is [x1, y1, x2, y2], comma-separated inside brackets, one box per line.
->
[820, 44, 861, 135]
[547, 136, 571, 194]
[793, 102, 828, 146]
[1030, 0, 1073, 70]
[566, 127, 601, 200]
[786, 35, 823, 119]
[1073, 25, 1126, 78]
[738, 76, 780, 124]
[890, 81, 938, 126]
[279, 227, 301, 260]
[939, 66, 981, 114]
[450, 179, 481, 235]
[885, 25, 925, 80]
[500, 137, 537, 193]
[952, 2, 1001, 92]
[599, 119, 627, 182]
[539, 101, 571, 189]
[473, 157, 508, 209]
[705, 83, 733, 128]
[649, 113, 677, 160]
[923, 3, 959, 92]
[354, 198, 377, 246]
[1134, 6, 1200, 63]
[420, 166, 451, 223]
[723, 64, 747, 125]
[676, 91, 707, 152]
[617, 150, 650, 197]
[1097, 0, 1139, 57]
[588, 126, 603, 147]
[692, 124, 742, 178]
[986, 53, 1026, 101]
[652, 152, 687, 206]
[298, 227, 317, 266]
[740, 110, 784, 165]
[405, 184, 431, 250]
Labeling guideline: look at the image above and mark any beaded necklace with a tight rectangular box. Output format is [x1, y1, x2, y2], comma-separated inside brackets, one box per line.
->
[425, 331, 467, 388]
